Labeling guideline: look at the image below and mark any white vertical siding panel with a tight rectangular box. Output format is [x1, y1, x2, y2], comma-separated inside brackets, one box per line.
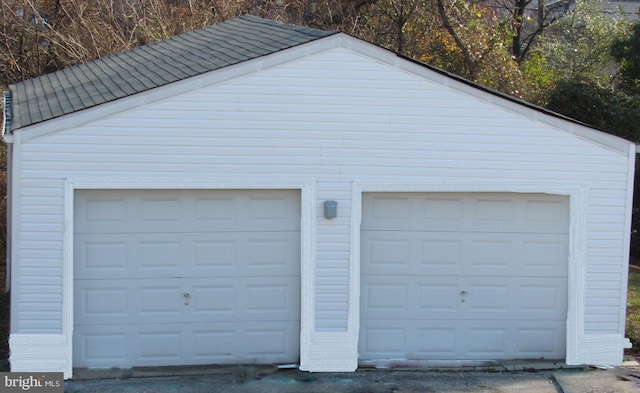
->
[14, 48, 632, 335]
[315, 181, 352, 330]
[585, 197, 629, 333]
[14, 179, 64, 333]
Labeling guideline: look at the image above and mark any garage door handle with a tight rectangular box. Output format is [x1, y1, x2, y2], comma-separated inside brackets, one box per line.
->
[183, 292, 191, 305]
[460, 291, 468, 296]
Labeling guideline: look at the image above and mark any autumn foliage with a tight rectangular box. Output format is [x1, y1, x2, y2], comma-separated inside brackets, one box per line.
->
[0, 0, 560, 96]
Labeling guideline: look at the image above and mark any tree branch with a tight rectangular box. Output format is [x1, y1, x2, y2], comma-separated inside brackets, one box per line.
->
[436, 0, 476, 77]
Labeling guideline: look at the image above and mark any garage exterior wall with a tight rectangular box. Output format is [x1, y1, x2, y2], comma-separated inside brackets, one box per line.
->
[6, 35, 635, 377]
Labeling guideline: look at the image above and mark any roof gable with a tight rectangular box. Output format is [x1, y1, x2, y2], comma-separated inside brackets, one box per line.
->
[2, 15, 634, 155]
[4, 14, 336, 131]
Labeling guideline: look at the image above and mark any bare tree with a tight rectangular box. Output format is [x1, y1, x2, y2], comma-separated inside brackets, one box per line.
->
[0, 0, 256, 87]
[490, 0, 573, 62]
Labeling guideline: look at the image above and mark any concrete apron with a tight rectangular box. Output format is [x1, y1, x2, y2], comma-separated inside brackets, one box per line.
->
[70, 360, 571, 380]
[553, 368, 640, 393]
[65, 363, 640, 393]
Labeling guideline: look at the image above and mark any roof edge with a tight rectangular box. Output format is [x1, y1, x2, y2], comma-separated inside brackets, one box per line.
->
[330, 33, 640, 156]
[13, 32, 345, 142]
[398, 53, 610, 132]
[329, 33, 634, 154]
[8, 14, 337, 131]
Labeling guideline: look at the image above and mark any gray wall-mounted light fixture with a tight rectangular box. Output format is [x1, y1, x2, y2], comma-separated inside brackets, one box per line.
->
[324, 200, 337, 219]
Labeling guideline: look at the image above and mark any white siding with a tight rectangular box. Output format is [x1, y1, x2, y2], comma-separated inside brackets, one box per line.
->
[12, 47, 632, 340]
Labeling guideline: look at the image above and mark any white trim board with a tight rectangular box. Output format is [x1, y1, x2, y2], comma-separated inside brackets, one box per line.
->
[43, 177, 315, 379]
[349, 182, 631, 367]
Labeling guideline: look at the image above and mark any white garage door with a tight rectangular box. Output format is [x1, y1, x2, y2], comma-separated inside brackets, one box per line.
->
[360, 192, 568, 365]
[74, 189, 301, 368]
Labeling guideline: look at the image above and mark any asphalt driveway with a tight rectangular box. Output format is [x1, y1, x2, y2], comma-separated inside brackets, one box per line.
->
[64, 366, 640, 393]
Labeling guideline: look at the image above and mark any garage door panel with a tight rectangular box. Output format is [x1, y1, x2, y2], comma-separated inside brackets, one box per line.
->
[74, 235, 132, 278]
[192, 238, 239, 273]
[138, 196, 182, 225]
[360, 324, 408, 358]
[361, 231, 567, 278]
[514, 325, 565, 357]
[75, 196, 129, 232]
[360, 234, 412, 272]
[76, 278, 186, 325]
[187, 191, 301, 232]
[189, 276, 300, 322]
[467, 234, 568, 277]
[74, 189, 301, 368]
[517, 280, 567, 315]
[189, 328, 236, 362]
[75, 233, 186, 279]
[412, 326, 458, 357]
[360, 192, 568, 363]
[362, 194, 465, 232]
[189, 321, 299, 364]
[246, 283, 292, 318]
[77, 276, 300, 325]
[469, 239, 513, 268]
[470, 195, 568, 233]
[75, 319, 300, 368]
[137, 281, 184, 318]
[464, 325, 509, 357]
[190, 284, 236, 316]
[75, 190, 301, 234]
[362, 193, 568, 234]
[188, 232, 300, 277]
[462, 320, 565, 359]
[75, 282, 132, 324]
[362, 276, 476, 320]
[362, 231, 461, 275]
[245, 323, 297, 358]
[135, 328, 184, 364]
[361, 320, 472, 359]
[519, 236, 569, 275]
[190, 232, 300, 277]
[76, 231, 300, 279]
[74, 327, 131, 367]
[465, 282, 511, 313]
[139, 238, 183, 271]
[419, 238, 464, 270]
[524, 198, 570, 231]
[363, 279, 566, 321]
[188, 321, 299, 364]
[190, 197, 236, 227]
[241, 232, 301, 276]
[244, 277, 301, 320]
[465, 276, 567, 319]
[359, 319, 565, 360]
[361, 279, 410, 319]
[417, 282, 460, 313]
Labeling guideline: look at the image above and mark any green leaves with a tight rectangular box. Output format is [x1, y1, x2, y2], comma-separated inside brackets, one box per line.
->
[612, 23, 640, 95]
[533, 0, 628, 86]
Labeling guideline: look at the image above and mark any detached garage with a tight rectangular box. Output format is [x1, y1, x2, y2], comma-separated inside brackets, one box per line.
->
[2, 15, 635, 378]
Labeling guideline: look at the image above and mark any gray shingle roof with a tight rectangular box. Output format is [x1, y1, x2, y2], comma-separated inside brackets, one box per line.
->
[4, 14, 336, 132]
